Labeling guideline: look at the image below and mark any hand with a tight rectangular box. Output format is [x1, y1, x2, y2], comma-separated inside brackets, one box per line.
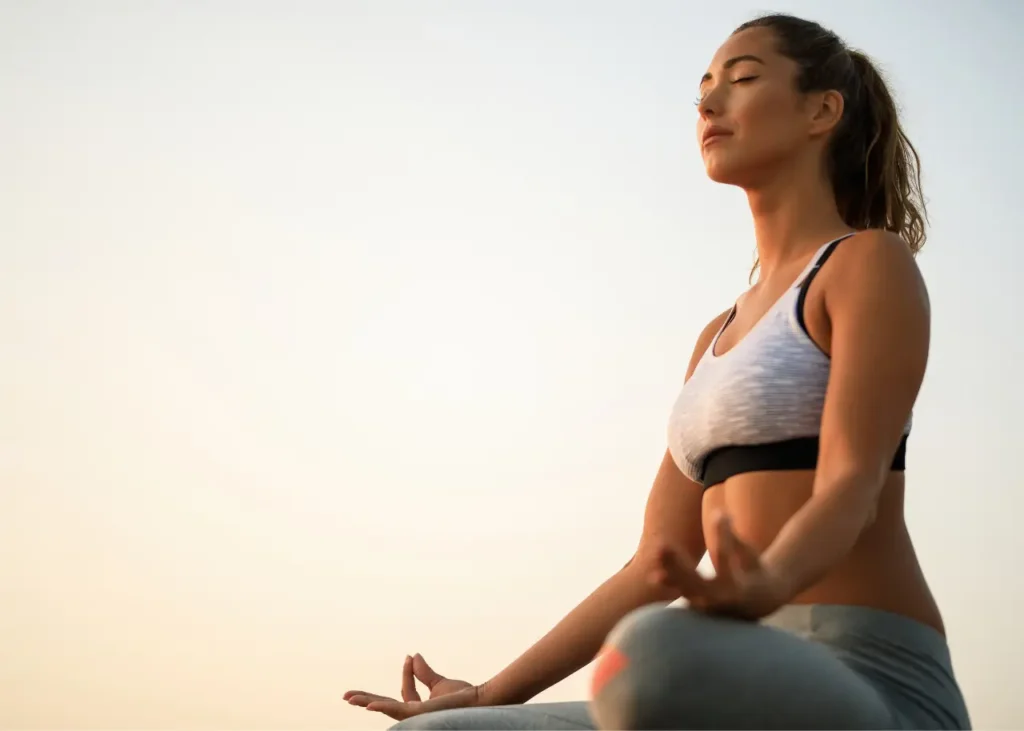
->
[344, 653, 483, 721]
[650, 512, 792, 621]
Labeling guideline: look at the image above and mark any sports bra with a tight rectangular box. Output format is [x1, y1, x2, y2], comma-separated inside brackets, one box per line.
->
[667, 233, 911, 489]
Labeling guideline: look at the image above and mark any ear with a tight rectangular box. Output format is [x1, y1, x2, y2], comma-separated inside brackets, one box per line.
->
[807, 89, 845, 136]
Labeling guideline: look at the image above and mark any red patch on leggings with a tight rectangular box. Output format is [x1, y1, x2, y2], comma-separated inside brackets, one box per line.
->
[591, 645, 629, 697]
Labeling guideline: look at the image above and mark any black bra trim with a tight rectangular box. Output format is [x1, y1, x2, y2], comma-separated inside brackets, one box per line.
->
[700, 434, 908, 490]
[795, 232, 857, 344]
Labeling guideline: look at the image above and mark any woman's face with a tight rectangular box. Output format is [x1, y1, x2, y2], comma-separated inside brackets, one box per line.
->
[696, 27, 822, 188]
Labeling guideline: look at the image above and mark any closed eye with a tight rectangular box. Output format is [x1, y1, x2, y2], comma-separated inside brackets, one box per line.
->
[694, 76, 760, 105]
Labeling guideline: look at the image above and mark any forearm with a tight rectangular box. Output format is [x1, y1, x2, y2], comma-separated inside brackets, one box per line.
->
[481, 560, 678, 706]
[761, 473, 879, 599]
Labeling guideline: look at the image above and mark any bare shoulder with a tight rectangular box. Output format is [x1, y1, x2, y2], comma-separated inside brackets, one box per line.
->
[823, 229, 930, 309]
[815, 229, 933, 481]
[685, 307, 733, 381]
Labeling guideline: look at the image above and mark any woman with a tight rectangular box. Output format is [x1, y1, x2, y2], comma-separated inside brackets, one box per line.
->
[344, 13, 971, 730]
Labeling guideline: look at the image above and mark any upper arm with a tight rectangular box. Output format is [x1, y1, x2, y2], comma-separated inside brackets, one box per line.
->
[633, 308, 733, 567]
[817, 231, 930, 495]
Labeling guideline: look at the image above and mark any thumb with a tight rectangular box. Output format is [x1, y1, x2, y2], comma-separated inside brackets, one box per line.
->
[412, 653, 445, 689]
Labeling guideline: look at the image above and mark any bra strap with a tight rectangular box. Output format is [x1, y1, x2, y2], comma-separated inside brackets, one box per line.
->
[795, 232, 857, 334]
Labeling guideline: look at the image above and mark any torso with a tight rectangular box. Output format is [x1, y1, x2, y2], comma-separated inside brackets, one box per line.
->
[669, 235, 944, 634]
[701, 470, 944, 634]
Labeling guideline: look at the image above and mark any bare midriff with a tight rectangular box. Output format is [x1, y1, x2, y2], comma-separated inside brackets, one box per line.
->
[701, 469, 945, 636]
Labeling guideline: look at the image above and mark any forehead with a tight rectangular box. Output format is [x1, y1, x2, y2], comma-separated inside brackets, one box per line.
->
[706, 26, 781, 71]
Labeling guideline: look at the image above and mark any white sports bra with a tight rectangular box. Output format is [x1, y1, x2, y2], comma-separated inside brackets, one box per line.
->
[667, 234, 911, 489]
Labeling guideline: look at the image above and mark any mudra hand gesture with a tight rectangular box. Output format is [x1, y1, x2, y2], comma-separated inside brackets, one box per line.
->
[651, 511, 792, 621]
[344, 653, 482, 721]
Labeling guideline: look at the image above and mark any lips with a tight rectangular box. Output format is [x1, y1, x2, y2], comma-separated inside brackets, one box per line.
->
[701, 127, 732, 147]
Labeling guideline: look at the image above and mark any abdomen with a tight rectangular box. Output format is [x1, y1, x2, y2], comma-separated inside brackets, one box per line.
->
[701, 470, 945, 634]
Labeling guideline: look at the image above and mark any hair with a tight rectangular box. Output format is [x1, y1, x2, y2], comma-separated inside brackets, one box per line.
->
[733, 14, 927, 277]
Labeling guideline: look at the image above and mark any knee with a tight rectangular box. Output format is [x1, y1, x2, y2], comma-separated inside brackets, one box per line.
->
[607, 603, 698, 651]
[601, 604, 711, 674]
[590, 605, 721, 730]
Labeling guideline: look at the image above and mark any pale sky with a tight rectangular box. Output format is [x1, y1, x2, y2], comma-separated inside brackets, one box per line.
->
[2, 1, 1022, 728]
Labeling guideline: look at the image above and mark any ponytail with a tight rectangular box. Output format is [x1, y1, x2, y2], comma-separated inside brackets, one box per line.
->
[835, 50, 927, 253]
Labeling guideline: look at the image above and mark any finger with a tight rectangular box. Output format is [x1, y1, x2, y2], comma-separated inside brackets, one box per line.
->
[710, 519, 736, 584]
[345, 692, 394, 708]
[662, 541, 741, 610]
[731, 532, 761, 570]
[401, 655, 421, 702]
[370, 686, 477, 720]
[365, 699, 413, 721]
[713, 512, 740, 580]
[654, 544, 711, 600]
[716, 513, 760, 573]
[343, 689, 377, 701]
[412, 653, 445, 689]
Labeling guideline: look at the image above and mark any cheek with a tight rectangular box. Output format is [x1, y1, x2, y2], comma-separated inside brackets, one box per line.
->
[700, 88, 805, 185]
[735, 89, 803, 156]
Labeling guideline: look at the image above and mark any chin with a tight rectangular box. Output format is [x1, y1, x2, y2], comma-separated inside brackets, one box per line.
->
[702, 152, 764, 188]
[703, 159, 747, 186]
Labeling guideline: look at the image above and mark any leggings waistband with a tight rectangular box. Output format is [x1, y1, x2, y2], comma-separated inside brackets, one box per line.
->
[762, 603, 951, 666]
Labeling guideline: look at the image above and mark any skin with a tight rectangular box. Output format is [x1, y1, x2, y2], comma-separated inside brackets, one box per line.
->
[344, 25, 942, 722]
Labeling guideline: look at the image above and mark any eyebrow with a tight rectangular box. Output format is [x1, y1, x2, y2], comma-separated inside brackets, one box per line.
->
[700, 54, 766, 85]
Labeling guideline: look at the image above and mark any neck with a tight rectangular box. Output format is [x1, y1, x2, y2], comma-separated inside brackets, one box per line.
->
[746, 160, 850, 281]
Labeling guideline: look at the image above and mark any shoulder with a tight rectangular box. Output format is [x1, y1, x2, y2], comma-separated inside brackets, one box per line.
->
[821, 229, 931, 360]
[823, 229, 929, 310]
[684, 307, 733, 381]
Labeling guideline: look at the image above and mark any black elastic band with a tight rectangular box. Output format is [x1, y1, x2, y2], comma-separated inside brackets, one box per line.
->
[700, 433, 908, 489]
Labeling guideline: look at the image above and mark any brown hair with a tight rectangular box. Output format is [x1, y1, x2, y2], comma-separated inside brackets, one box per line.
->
[734, 14, 927, 274]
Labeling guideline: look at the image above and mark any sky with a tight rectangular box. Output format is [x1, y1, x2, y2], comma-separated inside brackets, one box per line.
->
[2, 0, 1022, 728]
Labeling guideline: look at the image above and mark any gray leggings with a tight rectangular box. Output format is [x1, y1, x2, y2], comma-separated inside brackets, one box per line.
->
[391, 604, 970, 730]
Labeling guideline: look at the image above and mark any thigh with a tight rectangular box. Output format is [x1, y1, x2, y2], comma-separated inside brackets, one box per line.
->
[390, 701, 595, 731]
[591, 605, 898, 730]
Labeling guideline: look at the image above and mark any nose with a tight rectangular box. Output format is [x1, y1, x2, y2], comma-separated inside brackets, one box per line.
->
[696, 78, 728, 120]
[696, 90, 718, 119]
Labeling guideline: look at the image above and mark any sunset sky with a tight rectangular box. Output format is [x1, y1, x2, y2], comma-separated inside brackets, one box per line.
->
[3, 1, 1022, 728]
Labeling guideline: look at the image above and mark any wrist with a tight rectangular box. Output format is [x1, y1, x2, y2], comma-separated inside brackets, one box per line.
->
[759, 486, 874, 601]
[761, 553, 801, 603]
[474, 680, 503, 708]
